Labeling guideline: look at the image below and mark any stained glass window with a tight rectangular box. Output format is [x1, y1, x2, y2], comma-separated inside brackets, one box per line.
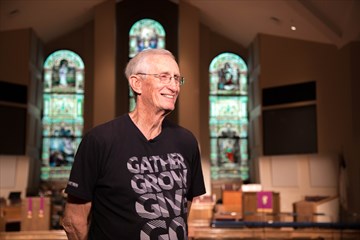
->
[41, 50, 85, 181]
[128, 18, 166, 111]
[209, 53, 249, 180]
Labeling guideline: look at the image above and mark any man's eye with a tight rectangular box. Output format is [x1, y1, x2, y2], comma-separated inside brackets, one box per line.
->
[159, 74, 169, 79]
[173, 75, 180, 81]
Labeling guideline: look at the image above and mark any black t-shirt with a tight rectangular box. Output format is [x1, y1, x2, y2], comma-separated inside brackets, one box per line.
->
[65, 114, 206, 240]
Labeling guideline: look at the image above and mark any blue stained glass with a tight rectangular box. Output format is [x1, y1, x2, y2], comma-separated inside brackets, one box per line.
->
[129, 18, 166, 58]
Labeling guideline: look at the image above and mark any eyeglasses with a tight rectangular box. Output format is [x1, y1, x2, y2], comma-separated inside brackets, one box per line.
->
[136, 73, 185, 86]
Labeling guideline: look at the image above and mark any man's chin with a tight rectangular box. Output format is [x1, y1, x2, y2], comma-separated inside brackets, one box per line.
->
[162, 107, 175, 116]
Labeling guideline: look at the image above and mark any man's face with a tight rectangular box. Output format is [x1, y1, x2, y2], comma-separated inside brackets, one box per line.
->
[140, 55, 181, 115]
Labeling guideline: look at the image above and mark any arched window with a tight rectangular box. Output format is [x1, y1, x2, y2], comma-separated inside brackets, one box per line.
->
[129, 18, 166, 58]
[209, 52, 249, 181]
[128, 18, 166, 111]
[41, 50, 85, 181]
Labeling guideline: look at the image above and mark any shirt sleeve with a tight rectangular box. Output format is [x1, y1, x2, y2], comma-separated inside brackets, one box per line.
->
[187, 139, 206, 201]
[65, 132, 101, 201]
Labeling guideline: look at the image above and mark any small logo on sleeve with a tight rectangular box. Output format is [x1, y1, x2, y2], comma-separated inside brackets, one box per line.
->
[68, 181, 79, 188]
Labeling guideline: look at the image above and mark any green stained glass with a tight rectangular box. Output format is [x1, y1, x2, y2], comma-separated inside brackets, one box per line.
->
[209, 53, 249, 180]
[41, 50, 85, 181]
[43, 50, 85, 94]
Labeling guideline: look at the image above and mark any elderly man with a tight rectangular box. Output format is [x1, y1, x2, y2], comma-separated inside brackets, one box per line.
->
[62, 49, 206, 240]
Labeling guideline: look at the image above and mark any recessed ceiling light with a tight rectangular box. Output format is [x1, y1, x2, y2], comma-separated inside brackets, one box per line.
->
[291, 25, 296, 31]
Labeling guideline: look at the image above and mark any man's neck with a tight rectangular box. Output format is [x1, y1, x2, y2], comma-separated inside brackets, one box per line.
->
[129, 108, 166, 140]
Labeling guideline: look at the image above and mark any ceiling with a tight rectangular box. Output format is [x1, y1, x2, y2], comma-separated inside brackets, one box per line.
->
[1, 0, 359, 48]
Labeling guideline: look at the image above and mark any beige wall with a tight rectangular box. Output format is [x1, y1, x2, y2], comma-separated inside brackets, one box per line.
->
[0, 156, 29, 199]
[259, 154, 339, 213]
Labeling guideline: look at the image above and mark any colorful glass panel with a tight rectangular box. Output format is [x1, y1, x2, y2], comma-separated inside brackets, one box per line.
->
[129, 18, 166, 58]
[209, 52, 249, 180]
[209, 53, 247, 95]
[128, 18, 166, 110]
[41, 50, 85, 181]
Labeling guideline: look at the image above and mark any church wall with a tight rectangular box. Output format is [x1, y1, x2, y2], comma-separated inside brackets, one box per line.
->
[0, 28, 43, 197]
[1, 0, 359, 218]
[93, 0, 116, 126]
[0, 29, 31, 86]
[250, 34, 359, 216]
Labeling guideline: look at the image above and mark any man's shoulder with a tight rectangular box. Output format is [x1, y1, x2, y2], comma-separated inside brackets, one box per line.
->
[86, 114, 129, 138]
[163, 119, 197, 140]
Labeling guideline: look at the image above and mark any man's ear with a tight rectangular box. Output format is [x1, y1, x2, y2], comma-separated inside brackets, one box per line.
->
[129, 75, 142, 95]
